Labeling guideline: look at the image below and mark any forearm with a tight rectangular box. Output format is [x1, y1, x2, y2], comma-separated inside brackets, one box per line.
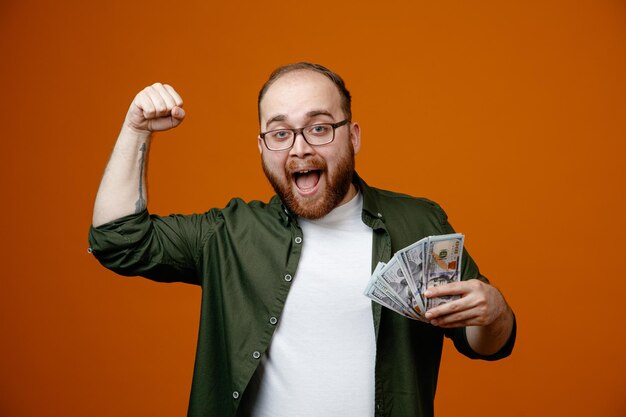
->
[92, 128, 151, 227]
[92, 83, 184, 227]
[465, 304, 515, 356]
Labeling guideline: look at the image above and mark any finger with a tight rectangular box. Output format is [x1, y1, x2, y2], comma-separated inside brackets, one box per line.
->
[147, 109, 185, 131]
[133, 90, 157, 120]
[431, 315, 481, 328]
[144, 84, 169, 118]
[425, 279, 486, 299]
[168, 108, 185, 128]
[433, 306, 491, 327]
[425, 294, 480, 319]
[147, 115, 175, 131]
[151, 82, 177, 110]
[424, 281, 469, 299]
[163, 84, 183, 107]
[429, 303, 482, 326]
[171, 106, 186, 120]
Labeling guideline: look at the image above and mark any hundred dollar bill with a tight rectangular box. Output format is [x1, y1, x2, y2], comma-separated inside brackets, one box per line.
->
[363, 262, 387, 298]
[364, 263, 418, 319]
[377, 255, 425, 319]
[368, 284, 420, 319]
[424, 233, 464, 311]
[374, 279, 425, 320]
[396, 240, 426, 313]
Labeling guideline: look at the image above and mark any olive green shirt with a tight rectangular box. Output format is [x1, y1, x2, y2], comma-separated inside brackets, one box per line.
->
[88, 174, 515, 417]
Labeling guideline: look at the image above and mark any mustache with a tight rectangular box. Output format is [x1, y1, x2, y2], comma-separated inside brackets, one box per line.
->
[285, 157, 327, 173]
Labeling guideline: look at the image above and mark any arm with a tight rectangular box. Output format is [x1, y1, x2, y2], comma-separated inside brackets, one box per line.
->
[92, 83, 185, 227]
[424, 279, 515, 356]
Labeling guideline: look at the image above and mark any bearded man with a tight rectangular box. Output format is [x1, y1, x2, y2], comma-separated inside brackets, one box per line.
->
[89, 62, 516, 417]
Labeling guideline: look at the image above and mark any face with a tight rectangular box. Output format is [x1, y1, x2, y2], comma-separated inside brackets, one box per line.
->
[258, 70, 361, 219]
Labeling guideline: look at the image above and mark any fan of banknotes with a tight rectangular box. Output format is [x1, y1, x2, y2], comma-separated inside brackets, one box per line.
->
[363, 233, 464, 322]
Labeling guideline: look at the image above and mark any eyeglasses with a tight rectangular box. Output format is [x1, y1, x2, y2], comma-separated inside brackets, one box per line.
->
[260, 119, 350, 151]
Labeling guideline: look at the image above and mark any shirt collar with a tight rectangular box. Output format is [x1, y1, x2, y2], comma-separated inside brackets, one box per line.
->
[353, 172, 385, 228]
[270, 171, 385, 228]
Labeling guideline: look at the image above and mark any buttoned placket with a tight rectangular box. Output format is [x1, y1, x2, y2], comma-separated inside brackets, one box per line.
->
[361, 208, 390, 417]
[234, 207, 303, 411]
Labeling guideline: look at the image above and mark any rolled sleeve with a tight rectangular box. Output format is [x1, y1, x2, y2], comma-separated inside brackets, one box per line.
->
[88, 210, 210, 284]
[446, 314, 517, 361]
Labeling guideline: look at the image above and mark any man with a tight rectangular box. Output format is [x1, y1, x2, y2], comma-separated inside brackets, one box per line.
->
[89, 62, 515, 417]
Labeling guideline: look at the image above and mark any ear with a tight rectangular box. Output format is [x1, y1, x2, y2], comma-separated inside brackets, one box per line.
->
[349, 122, 361, 155]
[257, 135, 264, 154]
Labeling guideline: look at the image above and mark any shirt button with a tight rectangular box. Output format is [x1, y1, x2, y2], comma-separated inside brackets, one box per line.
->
[269, 316, 278, 325]
[294, 236, 302, 244]
[377, 212, 383, 218]
[233, 391, 240, 399]
[284, 274, 292, 282]
[252, 351, 261, 359]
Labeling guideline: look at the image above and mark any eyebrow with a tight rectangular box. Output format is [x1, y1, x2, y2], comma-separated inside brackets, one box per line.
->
[265, 110, 335, 129]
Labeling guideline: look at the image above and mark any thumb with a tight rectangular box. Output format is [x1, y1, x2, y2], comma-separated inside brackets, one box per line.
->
[171, 106, 186, 120]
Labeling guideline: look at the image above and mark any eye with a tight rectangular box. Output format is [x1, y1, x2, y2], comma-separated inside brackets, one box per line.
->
[306, 124, 330, 136]
[269, 130, 293, 141]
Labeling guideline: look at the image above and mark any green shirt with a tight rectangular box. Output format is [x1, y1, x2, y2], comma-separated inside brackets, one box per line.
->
[88, 174, 515, 417]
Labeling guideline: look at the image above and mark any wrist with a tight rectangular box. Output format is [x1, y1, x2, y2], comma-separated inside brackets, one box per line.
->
[119, 123, 152, 143]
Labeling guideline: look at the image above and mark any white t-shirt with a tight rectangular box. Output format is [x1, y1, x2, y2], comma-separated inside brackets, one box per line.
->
[244, 192, 376, 417]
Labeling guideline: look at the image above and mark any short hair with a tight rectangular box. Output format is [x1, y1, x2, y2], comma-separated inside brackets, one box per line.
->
[258, 62, 352, 123]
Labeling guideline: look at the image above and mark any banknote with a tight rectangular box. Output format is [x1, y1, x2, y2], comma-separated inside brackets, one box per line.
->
[378, 256, 424, 318]
[396, 240, 426, 313]
[364, 233, 465, 321]
[423, 234, 464, 310]
[364, 262, 419, 319]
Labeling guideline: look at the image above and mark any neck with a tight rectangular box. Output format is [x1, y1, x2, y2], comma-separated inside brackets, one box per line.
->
[335, 183, 358, 208]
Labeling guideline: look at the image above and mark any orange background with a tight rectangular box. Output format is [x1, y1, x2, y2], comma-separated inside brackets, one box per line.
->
[2, 0, 625, 416]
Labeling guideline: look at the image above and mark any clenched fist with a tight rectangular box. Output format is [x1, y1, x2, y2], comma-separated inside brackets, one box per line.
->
[125, 83, 185, 134]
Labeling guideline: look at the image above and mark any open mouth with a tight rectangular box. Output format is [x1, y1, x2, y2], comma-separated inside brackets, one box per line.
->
[293, 169, 322, 193]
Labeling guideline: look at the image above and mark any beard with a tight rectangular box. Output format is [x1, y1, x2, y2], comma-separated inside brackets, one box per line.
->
[262, 145, 355, 220]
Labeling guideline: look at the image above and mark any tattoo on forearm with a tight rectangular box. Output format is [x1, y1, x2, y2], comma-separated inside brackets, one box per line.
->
[135, 142, 147, 213]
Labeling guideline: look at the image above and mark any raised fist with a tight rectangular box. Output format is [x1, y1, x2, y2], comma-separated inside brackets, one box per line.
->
[125, 83, 185, 134]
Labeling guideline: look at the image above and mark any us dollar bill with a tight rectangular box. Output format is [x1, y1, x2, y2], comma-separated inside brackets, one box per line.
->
[396, 240, 426, 313]
[364, 233, 466, 321]
[423, 233, 464, 311]
[377, 256, 425, 319]
[364, 262, 420, 319]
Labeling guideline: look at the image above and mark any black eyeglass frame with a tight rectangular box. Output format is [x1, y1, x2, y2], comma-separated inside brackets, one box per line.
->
[259, 119, 351, 151]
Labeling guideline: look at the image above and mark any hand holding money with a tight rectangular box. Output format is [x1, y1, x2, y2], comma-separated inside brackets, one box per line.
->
[424, 279, 510, 328]
[363, 233, 465, 323]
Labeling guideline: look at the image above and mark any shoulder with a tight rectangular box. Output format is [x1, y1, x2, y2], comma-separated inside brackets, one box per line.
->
[360, 180, 449, 226]
[356, 175, 456, 250]
[373, 187, 445, 212]
[206, 195, 286, 226]
[217, 195, 282, 213]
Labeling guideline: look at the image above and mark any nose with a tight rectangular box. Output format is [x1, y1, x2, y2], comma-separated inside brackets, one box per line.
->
[289, 131, 315, 158]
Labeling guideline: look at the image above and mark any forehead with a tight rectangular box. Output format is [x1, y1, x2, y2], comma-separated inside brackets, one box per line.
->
[259, 70, 343, 127]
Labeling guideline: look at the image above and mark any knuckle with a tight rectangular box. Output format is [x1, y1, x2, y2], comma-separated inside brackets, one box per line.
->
[469, 279, 481, 289]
